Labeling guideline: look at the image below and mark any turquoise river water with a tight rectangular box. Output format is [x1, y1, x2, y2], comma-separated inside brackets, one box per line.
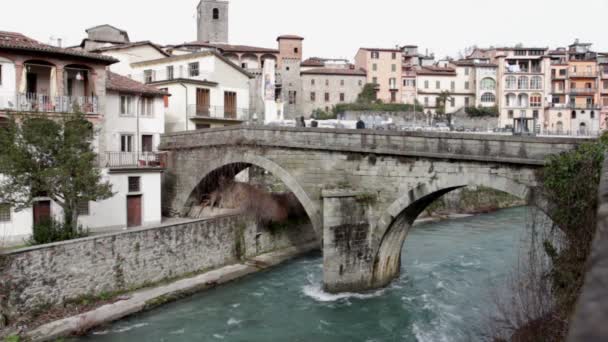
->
[77, 206, 538, 342]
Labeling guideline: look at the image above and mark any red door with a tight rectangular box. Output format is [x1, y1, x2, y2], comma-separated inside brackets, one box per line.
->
[127, 195, 142, 228]
[33, 200, 51, 225]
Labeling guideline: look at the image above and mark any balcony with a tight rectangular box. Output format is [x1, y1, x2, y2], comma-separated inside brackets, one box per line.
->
[570, 88, 597, 94]
[569, 71, 598, 78]
[552, 73, 568, 79]
[101, 152, 167, 170]
[187, 105, 251, 121]
[0, 92, 100, 114]
[551, 88, 566, 94]
[550, 103, 600, 110]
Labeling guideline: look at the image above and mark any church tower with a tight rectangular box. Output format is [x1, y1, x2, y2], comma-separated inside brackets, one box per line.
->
[197, 0, 229, 43]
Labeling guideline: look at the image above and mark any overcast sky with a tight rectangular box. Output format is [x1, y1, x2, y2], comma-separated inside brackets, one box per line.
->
[2, 0, 608, 60]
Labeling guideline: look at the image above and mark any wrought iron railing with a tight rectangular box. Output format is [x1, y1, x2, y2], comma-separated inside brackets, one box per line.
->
[187, 105, 250, 120]
[101, 152, 167, 169]
[571, 88, 598, 94]
[0, 92, 100, 114]
[569, 71, 598, 78]
[550, 103, 600, 110]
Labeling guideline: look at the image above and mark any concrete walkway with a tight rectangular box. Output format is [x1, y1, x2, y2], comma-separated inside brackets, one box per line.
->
[26, 242, 320, 342]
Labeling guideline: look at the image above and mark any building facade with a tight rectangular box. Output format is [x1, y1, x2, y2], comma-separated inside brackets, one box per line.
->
[300, 67, 366, 116]
[416, 66, 457, 113]
[130, 51, 252, 131]
[495, 48, 552, 132]
[0, 31, 166, 245]
[355, 48, 403, 103]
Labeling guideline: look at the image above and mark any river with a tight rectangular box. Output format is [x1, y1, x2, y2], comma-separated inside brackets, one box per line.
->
[76, 206, 540, 342]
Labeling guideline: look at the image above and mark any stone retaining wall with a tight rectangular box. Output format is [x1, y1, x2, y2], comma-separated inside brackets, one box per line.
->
[0, 215, 317, 321]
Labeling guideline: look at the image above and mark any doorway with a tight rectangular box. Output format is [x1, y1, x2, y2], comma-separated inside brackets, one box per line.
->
[33, 200, 51, 225]
[26, 73, 37, 94]
[127, 195, 142, 228]
[196, 88, 210, 116]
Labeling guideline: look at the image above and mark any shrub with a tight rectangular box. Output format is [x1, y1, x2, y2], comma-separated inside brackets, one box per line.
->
[311, 108, 337, 120]
[334, 102, 423, 114]
[465, 106, 499, 117]
[29, 219, 88, 245]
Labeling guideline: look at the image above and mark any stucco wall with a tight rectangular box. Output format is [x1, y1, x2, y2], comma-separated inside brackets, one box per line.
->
[300, 73, 365, 116]
[0, 214, 317, 320]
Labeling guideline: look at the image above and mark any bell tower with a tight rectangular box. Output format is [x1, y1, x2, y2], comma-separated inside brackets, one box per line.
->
[197, 0, 229, 43]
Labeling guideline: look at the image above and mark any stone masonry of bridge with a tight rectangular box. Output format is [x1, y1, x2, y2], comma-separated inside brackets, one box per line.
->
[160, 126, 589, 293]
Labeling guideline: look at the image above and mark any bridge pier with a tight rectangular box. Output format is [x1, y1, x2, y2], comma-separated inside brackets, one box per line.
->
[322, 190, 378, 293]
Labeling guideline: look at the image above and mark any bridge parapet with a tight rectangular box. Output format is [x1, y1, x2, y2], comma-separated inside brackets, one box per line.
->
[161, 126, 591, 166]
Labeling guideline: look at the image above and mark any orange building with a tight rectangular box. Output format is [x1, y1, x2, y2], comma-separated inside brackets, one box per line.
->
[355, 48, 403, 103]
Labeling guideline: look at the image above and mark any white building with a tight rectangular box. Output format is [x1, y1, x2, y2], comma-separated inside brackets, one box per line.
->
[451, 59, 498, 108]
[416, 66, 459, 114]
[0, 31, 167, 246]
[130, 51, 252, 131]
[90, 41, 170, 76]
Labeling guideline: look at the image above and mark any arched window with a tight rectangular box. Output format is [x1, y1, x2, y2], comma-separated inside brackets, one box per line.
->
[481, 92, 496, 103]
[518, 76, 529, 90]
[506, 93, 517, 107]
[480, 78, 496, 90]
[518, 93, 529, 107]
[506, 76, 516, 90]
[579, 122, 587, 135]
[212, 8, 219, 19]
[530, 76, 542, 90]
[530, 93, 542, 107]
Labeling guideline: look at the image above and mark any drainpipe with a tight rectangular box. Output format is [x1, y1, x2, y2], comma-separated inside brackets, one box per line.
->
[136, 92, 141, 161]
[179, 83, 188, 131]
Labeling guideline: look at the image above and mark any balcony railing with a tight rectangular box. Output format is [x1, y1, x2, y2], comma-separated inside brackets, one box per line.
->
[0, 92, 100, 114]
[570, 88, 598, 94]
[569, 71, 598, 78]
[550, 103, 600, 110]
[187, 105, 251, 121]
[101, 152, 167, 169]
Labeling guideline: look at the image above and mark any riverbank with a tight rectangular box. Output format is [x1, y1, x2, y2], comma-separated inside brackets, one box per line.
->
[0, 214, 318, 340]
[24, 242, 319, 341]
[71, 207, 536, 342]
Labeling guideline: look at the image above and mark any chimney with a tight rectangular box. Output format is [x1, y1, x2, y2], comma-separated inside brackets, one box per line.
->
[57, 38, 62, 47]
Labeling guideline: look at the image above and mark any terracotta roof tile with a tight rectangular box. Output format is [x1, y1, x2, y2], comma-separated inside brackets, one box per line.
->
[417, 66, 457, 76]
[300, 68, 366, 76]
[0, 31, 118, 64]
[171, 41, 278, 54]
[91, 41, 170, 56]
[106, 71, 168, 96]
[301, 58, 326, 67]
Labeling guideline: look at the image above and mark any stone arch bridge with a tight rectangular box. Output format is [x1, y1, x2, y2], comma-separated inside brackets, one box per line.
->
[160, 126, 589, 293]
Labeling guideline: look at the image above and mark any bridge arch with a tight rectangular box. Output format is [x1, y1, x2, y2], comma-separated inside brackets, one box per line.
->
[370, 174, 541, 288]
[183, 153, 322, 236]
